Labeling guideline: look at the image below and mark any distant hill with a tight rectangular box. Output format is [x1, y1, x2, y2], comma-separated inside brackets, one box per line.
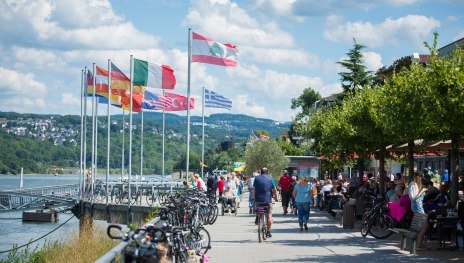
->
[0, 111, 290, 174]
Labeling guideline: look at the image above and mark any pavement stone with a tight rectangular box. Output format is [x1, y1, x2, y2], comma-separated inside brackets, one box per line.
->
[204, 192, 464, 263]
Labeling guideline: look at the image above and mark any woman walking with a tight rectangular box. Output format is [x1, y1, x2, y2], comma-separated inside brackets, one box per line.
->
[293, 176, 313, 231]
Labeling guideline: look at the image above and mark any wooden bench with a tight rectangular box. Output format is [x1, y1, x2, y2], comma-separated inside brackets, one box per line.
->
[390, 213, 428, 254]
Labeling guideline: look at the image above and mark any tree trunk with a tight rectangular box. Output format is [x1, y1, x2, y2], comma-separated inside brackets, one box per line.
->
[451, 135, 459, 206]
[379, 143, 386, 197]
[408, 140, 415, 182]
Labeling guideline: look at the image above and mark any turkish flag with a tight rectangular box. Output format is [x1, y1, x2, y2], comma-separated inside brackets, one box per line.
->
[163, 92, 194, 112]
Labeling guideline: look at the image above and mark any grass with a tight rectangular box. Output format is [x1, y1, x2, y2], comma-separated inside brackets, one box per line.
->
[1, 220, 119, 263]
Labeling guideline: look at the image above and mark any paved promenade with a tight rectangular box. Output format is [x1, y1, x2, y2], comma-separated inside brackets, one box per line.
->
[206, 192, 463, 263]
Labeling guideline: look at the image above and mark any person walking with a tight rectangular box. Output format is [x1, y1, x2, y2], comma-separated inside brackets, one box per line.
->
[279, 171, 292, 215]
[248, 172, 259, 214]
[293, 176, 312, 231]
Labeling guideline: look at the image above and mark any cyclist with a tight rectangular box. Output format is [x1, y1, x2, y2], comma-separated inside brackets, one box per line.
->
[253, 167, 278, 238]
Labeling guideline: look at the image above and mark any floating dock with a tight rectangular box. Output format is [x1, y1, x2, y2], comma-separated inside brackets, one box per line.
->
[22, 210, 59, 222]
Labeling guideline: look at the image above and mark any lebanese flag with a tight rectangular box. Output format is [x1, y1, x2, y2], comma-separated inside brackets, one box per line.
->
[163, 92, 194, 112]
[133, 58, 176, 89]
[191, 32, 238, 67]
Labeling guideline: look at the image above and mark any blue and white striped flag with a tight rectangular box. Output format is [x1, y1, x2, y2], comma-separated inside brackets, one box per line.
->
[204, 89, 232, 110]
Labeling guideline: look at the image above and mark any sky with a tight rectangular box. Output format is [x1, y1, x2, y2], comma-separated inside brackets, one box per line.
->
[0, 0, 463, 122]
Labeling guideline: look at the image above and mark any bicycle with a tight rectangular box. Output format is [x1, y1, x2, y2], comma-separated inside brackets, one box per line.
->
[256, 205, 270, 243]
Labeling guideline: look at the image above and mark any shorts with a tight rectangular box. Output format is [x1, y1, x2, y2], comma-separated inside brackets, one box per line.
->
[256, 202, 273, 213]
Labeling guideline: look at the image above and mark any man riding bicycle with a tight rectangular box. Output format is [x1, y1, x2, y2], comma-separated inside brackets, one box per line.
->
[253, 167, 278, 237]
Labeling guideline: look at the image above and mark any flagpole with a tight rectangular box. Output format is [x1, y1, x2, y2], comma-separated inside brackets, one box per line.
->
[91, 63, 96, 204]
[186, 28, 192, 181]
[121, 109, 125, 181]
[94, 95, 99, 200]
[128, 55, 134, 221]
[162, 90, 165, 183]
[139, 108, 144, 205]
[83, 67, 88, 199]
[201, 87, 205, 178]
[106, 59, 111, 206]
[79, 69, 84, 201]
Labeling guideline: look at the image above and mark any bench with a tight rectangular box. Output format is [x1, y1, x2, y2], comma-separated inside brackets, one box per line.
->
[390, 213, 428, 254]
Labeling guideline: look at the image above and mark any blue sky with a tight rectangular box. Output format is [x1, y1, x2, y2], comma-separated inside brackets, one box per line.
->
[0, 0, 462, 121]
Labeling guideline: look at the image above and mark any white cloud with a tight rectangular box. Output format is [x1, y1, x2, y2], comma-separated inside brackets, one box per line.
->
[241, 47, 320, 68]
[251, 0, 305, 22]
[61, 93, 80, 107]
[362, 52, 383, 72]
[0, 67, 47, 95]
[0, 0, 160, 50]
[185, 0, 295, 48]
[324, 15, 440, 48]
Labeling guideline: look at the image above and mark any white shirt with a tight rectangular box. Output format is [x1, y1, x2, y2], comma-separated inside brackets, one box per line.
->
[320, 184, 333, 193]
[408, 182, 418, 200]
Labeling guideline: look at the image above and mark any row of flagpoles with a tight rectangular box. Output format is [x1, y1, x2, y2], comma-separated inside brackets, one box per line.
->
[78, 29, 238, 203]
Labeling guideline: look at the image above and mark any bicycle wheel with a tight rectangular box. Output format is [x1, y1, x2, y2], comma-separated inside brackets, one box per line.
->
[174, 251, 188, 263]
[257, 216, 262, 243]
[261, 216, 267, 241]
[360, 222, 369, 237]
[368, 213, 394, 239]
[209, 205, 218, 224]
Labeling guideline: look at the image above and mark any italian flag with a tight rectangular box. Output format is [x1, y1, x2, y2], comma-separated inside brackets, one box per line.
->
[133, 58, 176, 89]
[191, 32, 238, 67]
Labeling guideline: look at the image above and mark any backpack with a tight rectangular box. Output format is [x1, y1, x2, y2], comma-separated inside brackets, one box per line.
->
[207, 176, 217, 190]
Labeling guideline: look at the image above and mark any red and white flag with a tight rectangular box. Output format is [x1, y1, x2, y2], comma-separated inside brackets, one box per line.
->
[191, 32, 238, 67]
[163, 92, 194, 112]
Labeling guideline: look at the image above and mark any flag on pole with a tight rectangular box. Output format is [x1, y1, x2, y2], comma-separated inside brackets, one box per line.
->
[96, 95, 122, 107]
[204, 89, 232, 110]
[191, 32, 238, 67]
[87, 67, 108, 95]
[163, 92, 194, 112]
[133, 58, 176, 89]
[121, 93, 142, 113]
[111, 63, 146, 95]
[142, 90, 173, 110]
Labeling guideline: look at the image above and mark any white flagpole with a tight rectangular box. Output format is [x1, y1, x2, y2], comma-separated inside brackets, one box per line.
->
[128, 55, 134, 216]
[162, 90, 165, 183]
[121, 109, 125, 181]
[95, 94, 99, 197]
[79, 69, 84, 200]
[91, 63, 96, 203]
[140, 109, 144, 183]
[201, 87, 205, 177]
[106, 59, 111, 206]
[186, 28, 192, 181]
[83, 67, 88, 199]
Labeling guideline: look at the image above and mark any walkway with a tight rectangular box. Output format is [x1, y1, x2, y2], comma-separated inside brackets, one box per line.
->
[206, 192, 463, 263]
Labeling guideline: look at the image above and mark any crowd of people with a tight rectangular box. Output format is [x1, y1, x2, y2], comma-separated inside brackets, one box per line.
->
[182, 167, 464, 249]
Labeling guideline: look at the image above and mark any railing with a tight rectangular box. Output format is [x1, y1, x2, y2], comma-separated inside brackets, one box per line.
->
[94, 217, 161, 263]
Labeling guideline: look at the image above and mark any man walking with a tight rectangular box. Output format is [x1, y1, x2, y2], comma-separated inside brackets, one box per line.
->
[279, 171, 292, 215]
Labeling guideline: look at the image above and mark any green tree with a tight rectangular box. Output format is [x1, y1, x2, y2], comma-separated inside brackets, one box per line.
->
[337, 38, 373, 96]
[244, 140, 289, 180]
[291, 87, 322, 119]
[426, 46, 464, 205]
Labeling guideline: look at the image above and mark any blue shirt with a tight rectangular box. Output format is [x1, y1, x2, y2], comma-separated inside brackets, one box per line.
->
[253, 174, 273, 203]
[442, 172, 449, 182]
[294, 184, 312, 203]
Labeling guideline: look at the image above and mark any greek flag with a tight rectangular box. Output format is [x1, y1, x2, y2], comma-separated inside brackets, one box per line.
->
[204, 89, 232, 110]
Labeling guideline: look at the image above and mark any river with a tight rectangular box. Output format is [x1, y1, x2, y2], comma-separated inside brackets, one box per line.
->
[0, 174, 138, 258]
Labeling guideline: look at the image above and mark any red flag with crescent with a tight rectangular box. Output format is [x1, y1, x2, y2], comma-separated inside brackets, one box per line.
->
[163, 92, 194, 112]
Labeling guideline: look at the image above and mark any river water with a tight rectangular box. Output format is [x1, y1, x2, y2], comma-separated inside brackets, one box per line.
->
[0, 174, 143, 258]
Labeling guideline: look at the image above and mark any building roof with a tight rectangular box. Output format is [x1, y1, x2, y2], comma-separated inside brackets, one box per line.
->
[438, 37, 464, 56]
